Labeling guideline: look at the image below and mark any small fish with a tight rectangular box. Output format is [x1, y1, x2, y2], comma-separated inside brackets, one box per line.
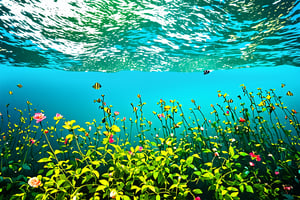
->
[92, 82, 101, 90]
[9, 91, 13, 95]
[204, 70, 211, 75]
[286, 91, 293, 96]
[237, 95, 242, 100]
[281, 83, 286, 88]
[17, 84, 23, 88]
[227, 99, 233, 103]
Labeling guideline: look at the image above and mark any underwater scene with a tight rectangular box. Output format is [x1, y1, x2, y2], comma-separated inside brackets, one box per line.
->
[1, 0, 300, 199]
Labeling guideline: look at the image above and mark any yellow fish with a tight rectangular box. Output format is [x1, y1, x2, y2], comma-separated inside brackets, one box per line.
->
[281, 83, 286, 88]
[286, 91, 293, 96]
[9, 91, 13, 95]
[92, 82, 101, 90]
[17, 84, 23, 88]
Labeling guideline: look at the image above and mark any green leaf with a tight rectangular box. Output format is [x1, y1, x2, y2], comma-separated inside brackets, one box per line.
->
[92, 170, 100, 179]
[231, 192, 239, 197]
[95, 184, 106, 191]
[186, 156, 194, 165]
[153, 171, 159, 180]
[46, 169, 54, 177]
[131, 185, 141, 193]
[239, 152, 248, 156]
[239, 185, 244, 193]
[37, 157, 52, 163]
[229, 145, 234, 157]
[91, 161, 101, 166]
[54, 150, 63, 155]
[246, 185, 254, 193]
[99, 179, 109, 187]
[222, 189, 227, 195]
[193, 189, 203, 194]
[22, 164, 31, 170]
[156, 194, 161, 200]
[122, 195, 131, 200]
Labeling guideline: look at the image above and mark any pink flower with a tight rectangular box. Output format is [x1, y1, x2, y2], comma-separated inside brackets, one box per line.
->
[158, 113, 165, 119]
[109, 135, 114, 143]
[226, 111, 229, 114]
[249, 161, 255, 167]
[139, 146, 143, 152]
[33, 113, 46, 123]
[275, 171, 279, 175]
[114, 111, 119, 116]
[195, 197, 201, 200]
[54, 113, 63, 120]
[123, 117, 126, 121]
[129, 151, 133, 155]
[29, 139, 35, 144]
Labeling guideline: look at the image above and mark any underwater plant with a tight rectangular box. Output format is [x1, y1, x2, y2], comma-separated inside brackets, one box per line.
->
[0, 85, 299, 200]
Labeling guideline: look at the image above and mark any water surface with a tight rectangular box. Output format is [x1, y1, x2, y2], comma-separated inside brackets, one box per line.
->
[1, 0, 299, 72]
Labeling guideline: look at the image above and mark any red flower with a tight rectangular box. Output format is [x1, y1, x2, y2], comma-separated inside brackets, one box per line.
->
[239, 117, 246, 122]
[195, 197, 201, 200]
[64, 138, 68, 145]
[249, 152, 261, 161]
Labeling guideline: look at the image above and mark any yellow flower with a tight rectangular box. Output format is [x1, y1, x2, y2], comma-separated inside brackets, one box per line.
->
[164, 105, 171, 111]
[62, 120, 76, 130]
[111, 125, 121, 132]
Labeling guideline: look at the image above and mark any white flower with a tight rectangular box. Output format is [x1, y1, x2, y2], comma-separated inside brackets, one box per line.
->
[170, 133, 174, 137]
[200, 127, 204, 131]
[212, 148, 217, 152]
[110, 190, 117, 199]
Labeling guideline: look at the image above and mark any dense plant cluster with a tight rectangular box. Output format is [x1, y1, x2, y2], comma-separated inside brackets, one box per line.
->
[0, 85, 299, 200]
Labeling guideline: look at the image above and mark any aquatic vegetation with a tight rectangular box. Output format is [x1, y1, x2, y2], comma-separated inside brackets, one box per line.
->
[0, 85, 299, 200]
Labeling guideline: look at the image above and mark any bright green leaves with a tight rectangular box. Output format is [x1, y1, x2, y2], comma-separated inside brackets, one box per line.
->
[193, 189, 203, 194]
[229, 145, 234, 157]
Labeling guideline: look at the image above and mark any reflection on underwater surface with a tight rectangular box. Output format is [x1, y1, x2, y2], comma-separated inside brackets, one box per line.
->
[0, 0, 300, 72]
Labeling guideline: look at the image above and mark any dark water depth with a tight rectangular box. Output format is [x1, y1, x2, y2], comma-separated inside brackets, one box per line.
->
[1, 0, 299, 72]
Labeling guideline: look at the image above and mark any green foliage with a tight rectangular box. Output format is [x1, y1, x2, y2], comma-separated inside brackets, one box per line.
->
[0, 85, 299, 199]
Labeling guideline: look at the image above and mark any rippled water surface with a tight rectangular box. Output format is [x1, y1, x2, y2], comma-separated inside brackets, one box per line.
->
[1, 0, 299, 72]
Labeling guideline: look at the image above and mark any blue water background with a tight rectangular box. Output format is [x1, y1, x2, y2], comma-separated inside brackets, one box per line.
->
[1, 65, 299, 140]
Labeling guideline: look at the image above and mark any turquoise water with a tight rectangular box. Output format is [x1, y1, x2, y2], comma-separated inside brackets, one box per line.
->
[1, 65, 299, 138]
[1, 0, 299, 71]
